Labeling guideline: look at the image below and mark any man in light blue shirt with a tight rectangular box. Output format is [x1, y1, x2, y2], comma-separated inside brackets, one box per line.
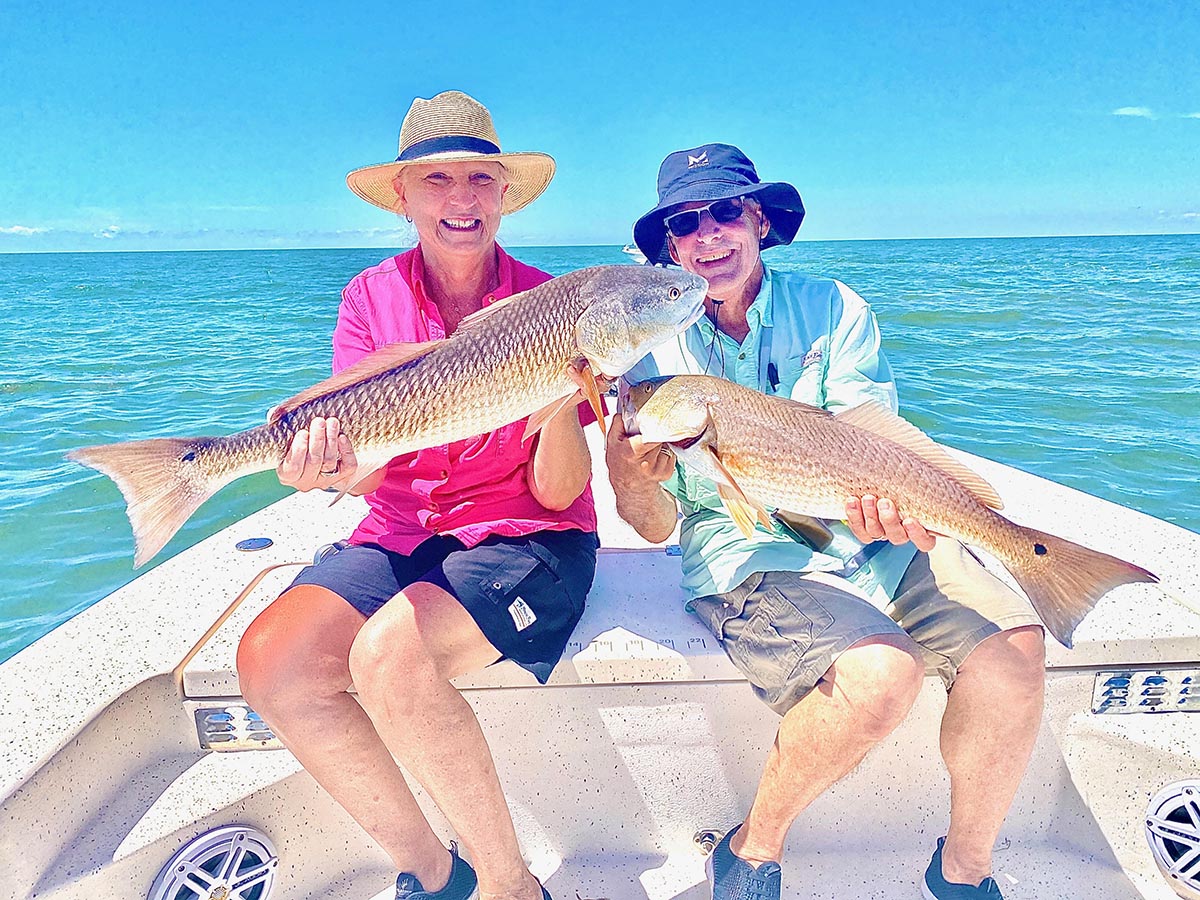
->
[608, 143, 1045, 900]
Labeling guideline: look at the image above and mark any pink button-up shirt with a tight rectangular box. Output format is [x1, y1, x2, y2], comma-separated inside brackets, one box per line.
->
[334, 246, 598, 554]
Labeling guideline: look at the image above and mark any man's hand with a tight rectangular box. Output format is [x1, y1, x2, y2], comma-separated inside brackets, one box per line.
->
[605, 412, 676, 488]
[845, 495, 936, 552]
[277, 416, 364, 493]
[605, 411, 678, 542]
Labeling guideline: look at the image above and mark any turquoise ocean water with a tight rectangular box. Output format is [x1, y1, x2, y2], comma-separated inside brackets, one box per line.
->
[2, 236, 1198, 663]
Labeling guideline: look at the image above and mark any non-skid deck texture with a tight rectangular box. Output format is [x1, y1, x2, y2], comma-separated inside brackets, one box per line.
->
[2, 433, 1198, 900]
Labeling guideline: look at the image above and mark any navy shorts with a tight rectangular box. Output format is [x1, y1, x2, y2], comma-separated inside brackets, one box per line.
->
[287, 529, 600, 684]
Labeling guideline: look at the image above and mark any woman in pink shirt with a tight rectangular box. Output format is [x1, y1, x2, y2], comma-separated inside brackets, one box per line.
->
[237, 92, 595, 900]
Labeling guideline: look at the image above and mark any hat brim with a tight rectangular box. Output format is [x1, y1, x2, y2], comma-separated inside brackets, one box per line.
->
[346, 151, 556, 216]
[633, 181, 805, 267]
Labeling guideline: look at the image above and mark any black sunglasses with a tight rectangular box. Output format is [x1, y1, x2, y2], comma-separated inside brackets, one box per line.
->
[663, 196, 747, 238]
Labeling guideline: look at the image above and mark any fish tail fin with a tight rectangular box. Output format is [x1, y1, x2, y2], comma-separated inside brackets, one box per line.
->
[1006, 524, 1158, 648]
[68, 437, 228, 568]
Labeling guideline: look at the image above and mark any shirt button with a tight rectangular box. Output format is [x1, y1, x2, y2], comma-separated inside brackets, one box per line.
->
[440, 470, 449, 479]
[428, 502, 439, 512]
[738, 353, 746, 360]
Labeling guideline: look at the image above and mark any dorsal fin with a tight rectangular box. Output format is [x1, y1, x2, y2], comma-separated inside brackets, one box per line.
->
[836, 402, 1004, 510]
[268, 340, 444, 426]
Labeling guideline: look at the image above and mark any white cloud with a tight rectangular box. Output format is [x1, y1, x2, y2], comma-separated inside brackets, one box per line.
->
[1182, 212, 1200, 220]
[1184, 112, 1200, 119]
[1112, 106, 1156, 118]
[94, 225, 122, 239]
[0, 225, 48, 235]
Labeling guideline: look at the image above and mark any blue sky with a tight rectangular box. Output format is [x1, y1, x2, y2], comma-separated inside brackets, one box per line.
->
[1, 0, 1197, 252]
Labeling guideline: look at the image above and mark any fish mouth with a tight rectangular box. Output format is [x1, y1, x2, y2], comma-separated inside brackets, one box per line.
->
[676, 278, 709, 330]
[616, 380, 640, 433]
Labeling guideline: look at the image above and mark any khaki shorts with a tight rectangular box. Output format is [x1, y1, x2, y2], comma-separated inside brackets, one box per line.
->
[690, 541, 1042, 715]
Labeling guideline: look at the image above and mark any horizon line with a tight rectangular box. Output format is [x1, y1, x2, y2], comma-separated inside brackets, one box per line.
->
[1, 230, 1197, 256]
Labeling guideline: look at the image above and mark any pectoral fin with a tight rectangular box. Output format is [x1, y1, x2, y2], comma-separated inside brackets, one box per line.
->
[773, 511, 836, 551]
[706, 445, 772, 537]
[522, 394, 577, 443]
[579, 361, 607, 436]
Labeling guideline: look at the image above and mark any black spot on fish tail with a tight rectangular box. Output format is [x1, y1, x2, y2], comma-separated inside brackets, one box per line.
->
[1034, 543, 1047, 555]
[181, 450, 196, 462]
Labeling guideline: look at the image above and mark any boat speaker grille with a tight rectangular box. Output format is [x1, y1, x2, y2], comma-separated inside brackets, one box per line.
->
[1145, 781, 1200, 900]
[147, 825, 278, 900]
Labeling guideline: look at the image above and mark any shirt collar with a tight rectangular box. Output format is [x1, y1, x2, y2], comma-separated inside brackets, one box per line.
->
[692, 262, 774, 341]
[748, 263, 774, 329]
[410, 244, 516, 308]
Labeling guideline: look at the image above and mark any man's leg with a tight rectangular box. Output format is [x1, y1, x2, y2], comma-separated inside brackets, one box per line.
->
[890, 541, 1046, 888]
[734, 633, 925, 863]
[938, 625, 1044, 884]
[693, 573, 927, 867]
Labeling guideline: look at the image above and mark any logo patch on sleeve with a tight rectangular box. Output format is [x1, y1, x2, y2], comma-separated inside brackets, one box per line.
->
[508, 596, 537, 632]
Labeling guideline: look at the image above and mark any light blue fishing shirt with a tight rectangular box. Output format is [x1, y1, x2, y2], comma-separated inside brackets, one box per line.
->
[623, 264, 918, 606]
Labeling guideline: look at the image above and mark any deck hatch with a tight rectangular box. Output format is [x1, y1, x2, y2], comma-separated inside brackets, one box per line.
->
[1091, 668, 1200, 714]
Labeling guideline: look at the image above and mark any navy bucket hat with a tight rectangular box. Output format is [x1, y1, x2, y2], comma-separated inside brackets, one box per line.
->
[633, 143, 805, 266]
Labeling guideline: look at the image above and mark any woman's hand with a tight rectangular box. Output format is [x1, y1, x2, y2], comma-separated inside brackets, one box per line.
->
[277, 416, 376, 494]
[845, 494, 936, 552]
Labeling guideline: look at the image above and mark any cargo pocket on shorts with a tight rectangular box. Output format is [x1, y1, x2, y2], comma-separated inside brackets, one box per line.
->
[479, 551, 569, 643]
[725, 583, 832, 704]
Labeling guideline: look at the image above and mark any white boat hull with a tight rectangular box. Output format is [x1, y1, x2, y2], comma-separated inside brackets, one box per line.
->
[2, 436, 1197, 899]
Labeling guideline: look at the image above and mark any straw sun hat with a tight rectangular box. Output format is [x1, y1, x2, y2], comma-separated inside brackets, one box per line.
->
[346, 91, 556, 216]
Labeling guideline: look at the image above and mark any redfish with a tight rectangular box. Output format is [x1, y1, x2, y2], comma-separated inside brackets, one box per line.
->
[619, 374, 1157, 647]
[71, 266, 707, 567]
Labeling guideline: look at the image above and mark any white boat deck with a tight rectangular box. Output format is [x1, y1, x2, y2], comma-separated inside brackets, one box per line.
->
[1, 435, 1197, 899]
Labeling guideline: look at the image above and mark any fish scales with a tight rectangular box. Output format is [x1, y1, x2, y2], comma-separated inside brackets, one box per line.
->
[621, 374, 1157, 647]
[69, 265, 708, 567]
[711, 401, 992, 537]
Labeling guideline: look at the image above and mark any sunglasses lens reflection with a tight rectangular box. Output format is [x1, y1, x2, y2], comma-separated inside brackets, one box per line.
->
[710, 198, 745, 224]
[664, 198, 745, 238]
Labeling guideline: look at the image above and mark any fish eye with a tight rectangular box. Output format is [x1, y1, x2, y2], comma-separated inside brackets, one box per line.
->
[668, 287, 681, 300]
